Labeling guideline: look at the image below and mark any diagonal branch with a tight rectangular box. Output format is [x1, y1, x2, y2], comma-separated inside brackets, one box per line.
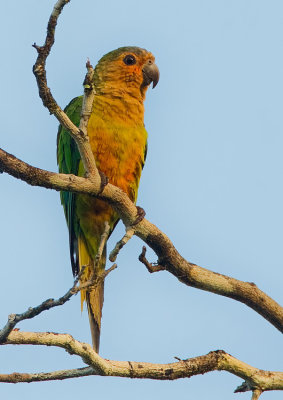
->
[0, 221, 117, 344]
[0, 147, 282, 333]
[2, 331, 283, 395]
[0, 267, 84, 343]
[109, 226, 135, 262]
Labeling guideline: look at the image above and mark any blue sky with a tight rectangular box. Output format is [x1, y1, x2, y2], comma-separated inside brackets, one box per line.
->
[0, 1, 282, 399]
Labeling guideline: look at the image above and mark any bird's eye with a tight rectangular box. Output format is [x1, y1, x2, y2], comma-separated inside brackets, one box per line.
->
[123, 55, 136, 65]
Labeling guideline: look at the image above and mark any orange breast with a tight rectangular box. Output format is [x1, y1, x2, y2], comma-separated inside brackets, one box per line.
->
[75, 95, 148, 258]
[87, 107, 147, 202]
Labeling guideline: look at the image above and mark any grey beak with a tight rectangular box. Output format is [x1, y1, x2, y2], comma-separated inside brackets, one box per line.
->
[142, 61, 160, 89]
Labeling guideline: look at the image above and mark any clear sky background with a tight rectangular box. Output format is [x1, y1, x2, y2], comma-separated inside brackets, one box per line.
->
[0, 1, 282, 399]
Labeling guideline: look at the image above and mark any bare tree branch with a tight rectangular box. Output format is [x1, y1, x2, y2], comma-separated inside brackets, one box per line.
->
[109, 227, 135, 262]
[2, 331, 283, 393]
[0, 147, 282, 334]
[80, 59, 96, 138]
[139, 246, 166, 273]
[76, 264, 117, 293]
[251, 390, 263, 400]
[95, 222, 110, 263]
[0, 267, 84, 343]
[0, 222, 116, 344]
[0, 367, 95, 383]
[32, 0, 99, 179]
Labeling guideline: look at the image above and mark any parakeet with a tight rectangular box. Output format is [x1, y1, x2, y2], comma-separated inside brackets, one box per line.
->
[57, 47, 159, 352]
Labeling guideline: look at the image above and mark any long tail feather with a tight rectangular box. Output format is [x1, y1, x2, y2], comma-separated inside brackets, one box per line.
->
[78, 236, 105, 353]
[86, 284, 104, 352]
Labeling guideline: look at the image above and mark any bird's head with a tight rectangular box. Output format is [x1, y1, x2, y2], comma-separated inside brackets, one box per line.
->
[93, 46, 159, 101]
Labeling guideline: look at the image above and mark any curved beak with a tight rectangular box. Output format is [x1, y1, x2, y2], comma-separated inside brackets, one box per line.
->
[142, 61, 160, 89]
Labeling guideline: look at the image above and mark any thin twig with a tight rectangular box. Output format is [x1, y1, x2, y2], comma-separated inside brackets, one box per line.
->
[95, 222, 110, 265]
[0, 267, 85, 343]
[32, 0, 99, 178]
[251, 389, 262, 400]
[32, 0, 70, 114]
[138, 246, 165, 273]
[79, 60, 96, 140]
[109, 226, 135, 262]
[0, 367, 95, 383]
[235, 381, 252, 393]
[76, 264, 117, 292]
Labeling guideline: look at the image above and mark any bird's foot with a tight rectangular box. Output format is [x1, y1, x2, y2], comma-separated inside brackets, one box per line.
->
[97, 170, 109, 195]
[132, 206, 146, 225]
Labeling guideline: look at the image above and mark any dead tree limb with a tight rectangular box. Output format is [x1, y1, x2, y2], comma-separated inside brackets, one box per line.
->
[0, 147, 282, 334]
[1, 331, 283, 396]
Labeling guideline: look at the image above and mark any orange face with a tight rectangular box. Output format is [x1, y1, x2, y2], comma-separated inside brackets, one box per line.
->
[94, 46, 159, 99]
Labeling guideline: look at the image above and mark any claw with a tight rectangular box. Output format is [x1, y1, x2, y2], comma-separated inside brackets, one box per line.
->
[97, 170, 109, 195]
[132, 206, 146, 225]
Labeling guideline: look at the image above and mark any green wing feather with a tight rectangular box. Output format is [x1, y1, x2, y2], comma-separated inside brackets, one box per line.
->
[57, 96, 83, 275]
[57, 95, 148, 277]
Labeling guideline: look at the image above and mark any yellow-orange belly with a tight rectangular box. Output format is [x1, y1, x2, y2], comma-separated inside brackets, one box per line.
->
[87, 111, 147, 202]
[75, 108, 147, 257]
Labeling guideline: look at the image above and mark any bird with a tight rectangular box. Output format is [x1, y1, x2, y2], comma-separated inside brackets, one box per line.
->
[57, 46, 159, 353]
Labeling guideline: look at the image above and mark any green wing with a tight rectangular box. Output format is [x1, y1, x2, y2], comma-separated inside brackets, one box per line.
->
[57, 96, 83, 276]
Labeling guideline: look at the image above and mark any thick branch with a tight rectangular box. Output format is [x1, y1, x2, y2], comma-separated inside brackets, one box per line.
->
[0, 147, 282, 333]
[0, 148, 139, 226]
[2, 331, 283, 393]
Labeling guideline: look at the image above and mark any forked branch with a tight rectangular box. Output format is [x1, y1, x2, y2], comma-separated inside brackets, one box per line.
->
[0, 223, 115, 343]
[1, 331, 283, 396]
[1, 147, 282, 334]
[0, 265, 87, 344]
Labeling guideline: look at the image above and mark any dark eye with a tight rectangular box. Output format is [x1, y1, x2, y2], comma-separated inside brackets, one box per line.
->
[123, 54, 136, 65]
